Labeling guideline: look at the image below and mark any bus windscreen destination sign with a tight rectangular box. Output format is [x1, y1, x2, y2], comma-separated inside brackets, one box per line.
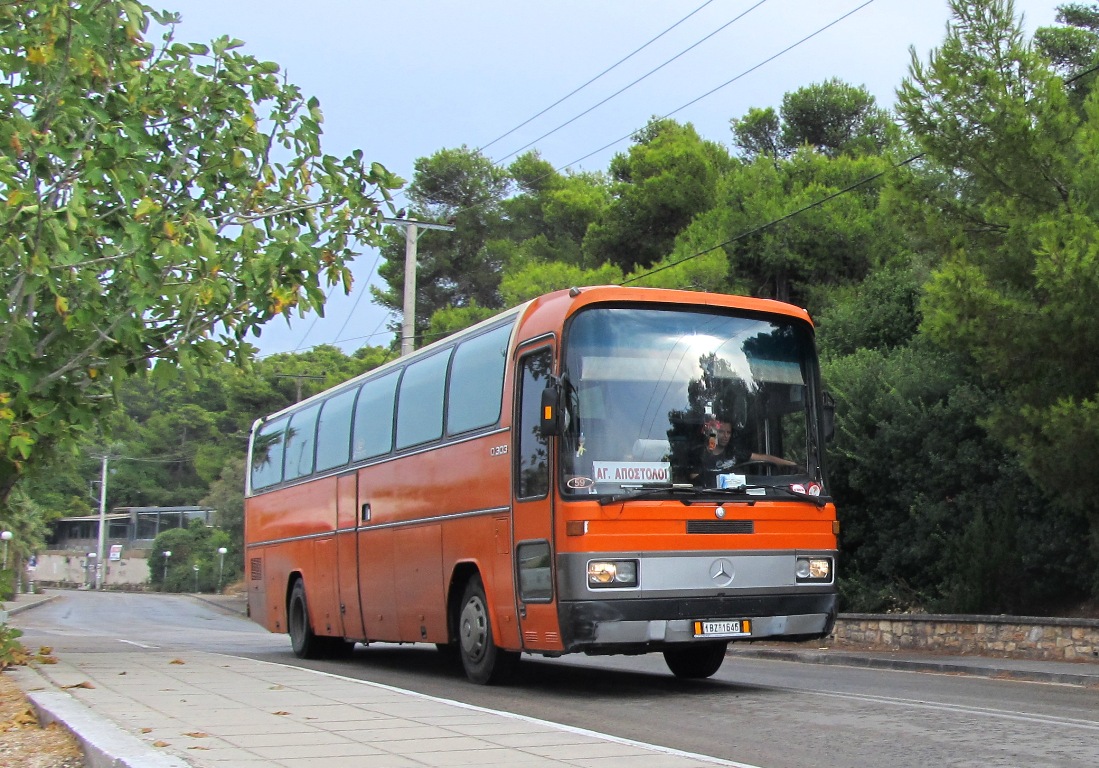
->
[592, 461, 671, 485]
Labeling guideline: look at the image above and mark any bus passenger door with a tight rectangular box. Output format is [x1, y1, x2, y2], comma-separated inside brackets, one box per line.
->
[512, 347, 563, 652]
[336, 472, 365, 640]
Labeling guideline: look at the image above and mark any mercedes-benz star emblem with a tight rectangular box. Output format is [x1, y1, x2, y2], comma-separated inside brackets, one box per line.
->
[709, 558, 735, 586]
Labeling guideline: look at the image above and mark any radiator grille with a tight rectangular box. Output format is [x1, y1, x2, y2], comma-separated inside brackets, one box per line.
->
[687, 520, 754, 534]
[250, 557, 262, 580]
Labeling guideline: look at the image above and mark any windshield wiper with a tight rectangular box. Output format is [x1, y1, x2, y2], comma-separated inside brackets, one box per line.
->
[599, 484, 707, 506]
[599, 483, 829, 507]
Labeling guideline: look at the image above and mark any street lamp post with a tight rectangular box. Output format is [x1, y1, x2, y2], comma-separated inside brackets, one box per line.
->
[1, 530, 11, 570]
[193, 564, 199, 593]
[162, 550, 171, 590]
[217, 547, 227, 593]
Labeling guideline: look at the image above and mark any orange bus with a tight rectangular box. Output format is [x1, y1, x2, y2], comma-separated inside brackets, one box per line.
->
[245, 286, 838, 684]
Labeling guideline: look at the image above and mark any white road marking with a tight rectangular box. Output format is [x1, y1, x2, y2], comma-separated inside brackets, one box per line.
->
[802, 689, 1099, 731]
[117, 639, 158, 649]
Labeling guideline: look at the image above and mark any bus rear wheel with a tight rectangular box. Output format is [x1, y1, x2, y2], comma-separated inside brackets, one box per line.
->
[288, 579, 320, 659]
[457, 576, 519, 685]
[663, 641, 728, 679]
[288, 578, 354, 660]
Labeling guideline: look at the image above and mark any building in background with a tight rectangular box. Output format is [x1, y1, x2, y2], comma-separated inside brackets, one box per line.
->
[39, 506, 216, 588]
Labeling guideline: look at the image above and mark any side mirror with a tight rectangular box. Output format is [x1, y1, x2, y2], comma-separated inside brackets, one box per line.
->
[540, 381, 561, 437]
[822, 391, 836, 443]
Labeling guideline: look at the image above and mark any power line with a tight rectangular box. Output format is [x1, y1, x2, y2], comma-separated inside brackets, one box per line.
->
[405, 1, 876, 225]
[477, 0, 719, 155]
[269, 1, 883, 356]
[261, 151, 908, 356]
[558, 0, 878, 172]
[292, 281, 339, 353]
[316, 1, 874, 355]
[332, 250, 384, 345]
[1066, 60, 1099, 84]
[621, 152, 925, 286]
[492, 0, 772, 165]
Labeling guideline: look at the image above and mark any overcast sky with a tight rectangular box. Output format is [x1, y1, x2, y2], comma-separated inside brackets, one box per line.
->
[169, 0, 1062, 357]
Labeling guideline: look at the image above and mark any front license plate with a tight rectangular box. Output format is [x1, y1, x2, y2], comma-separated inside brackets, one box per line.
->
[694, 619, 751, 637]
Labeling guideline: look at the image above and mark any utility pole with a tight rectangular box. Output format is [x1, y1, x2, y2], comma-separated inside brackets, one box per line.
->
[382, 216, 455, 357]
[95, 453, 108, 590]
[274, 373, 326, 402]
[401, 220, 418, 358]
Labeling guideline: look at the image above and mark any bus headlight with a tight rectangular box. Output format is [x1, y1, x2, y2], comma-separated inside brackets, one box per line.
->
[795, 557, 832, 583]
[587, 559, 639, 589]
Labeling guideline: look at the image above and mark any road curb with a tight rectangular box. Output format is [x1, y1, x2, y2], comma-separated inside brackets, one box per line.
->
[727, 647, 1099, 687]
[4, 593, 60, 616]
[26, 686, 190, 768]
[186, 592, 247, 616]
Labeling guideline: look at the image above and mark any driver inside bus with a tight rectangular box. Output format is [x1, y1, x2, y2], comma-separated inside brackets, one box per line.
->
[695, 417, 796, 484]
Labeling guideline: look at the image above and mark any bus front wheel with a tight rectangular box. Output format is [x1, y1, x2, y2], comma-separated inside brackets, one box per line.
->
[457, 576, 519, 685]
[663, 641, 728, 679]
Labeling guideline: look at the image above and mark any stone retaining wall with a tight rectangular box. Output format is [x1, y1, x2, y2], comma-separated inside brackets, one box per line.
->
[830, 613, 1099, 662]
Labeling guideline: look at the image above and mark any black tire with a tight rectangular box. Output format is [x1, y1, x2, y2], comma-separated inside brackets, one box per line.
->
[663, 641, 728, 679]
[457, 575, 519, 684]
[288, 579, 324, 659]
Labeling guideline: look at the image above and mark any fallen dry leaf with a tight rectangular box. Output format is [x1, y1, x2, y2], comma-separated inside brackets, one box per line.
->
[0, 673, 83, 765]
[1, 708, 38, 729]
[61, 682, 94, 690]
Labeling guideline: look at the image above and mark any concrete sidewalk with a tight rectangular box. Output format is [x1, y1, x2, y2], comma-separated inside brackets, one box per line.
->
[5, 591, 737, 768]
[4, 590, 1098, 768]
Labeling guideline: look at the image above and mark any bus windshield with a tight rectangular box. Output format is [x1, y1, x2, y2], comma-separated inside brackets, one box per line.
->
[560, 306, 823, 496]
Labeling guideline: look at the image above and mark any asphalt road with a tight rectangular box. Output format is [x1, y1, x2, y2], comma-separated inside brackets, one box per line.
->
[14, 590, 1099, 768]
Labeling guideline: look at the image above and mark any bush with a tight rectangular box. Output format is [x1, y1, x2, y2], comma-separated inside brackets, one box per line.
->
[0, 624, 28, 670]
[0, 569, 13, 602]
[150, 519, 239, 593]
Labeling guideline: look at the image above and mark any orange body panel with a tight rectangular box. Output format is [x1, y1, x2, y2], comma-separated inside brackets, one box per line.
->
[555, 499, 838, 555]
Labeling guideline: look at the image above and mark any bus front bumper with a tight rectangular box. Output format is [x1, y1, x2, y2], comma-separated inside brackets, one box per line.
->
[557, 592, 837, 653]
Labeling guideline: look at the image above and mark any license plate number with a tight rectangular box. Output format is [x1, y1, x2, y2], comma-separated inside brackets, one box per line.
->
[694, 619, 751, 637]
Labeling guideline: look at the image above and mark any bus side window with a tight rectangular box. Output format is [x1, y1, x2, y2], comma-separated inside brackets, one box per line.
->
[315, 388, 357, 472]
[251, 418, 288, 489]
[352, 371, 400, 461]
[516, 349, 552, 499]
[395, 350, 451, 450]
[448, 324, 509, 435]
[284, 404, 320, 481]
